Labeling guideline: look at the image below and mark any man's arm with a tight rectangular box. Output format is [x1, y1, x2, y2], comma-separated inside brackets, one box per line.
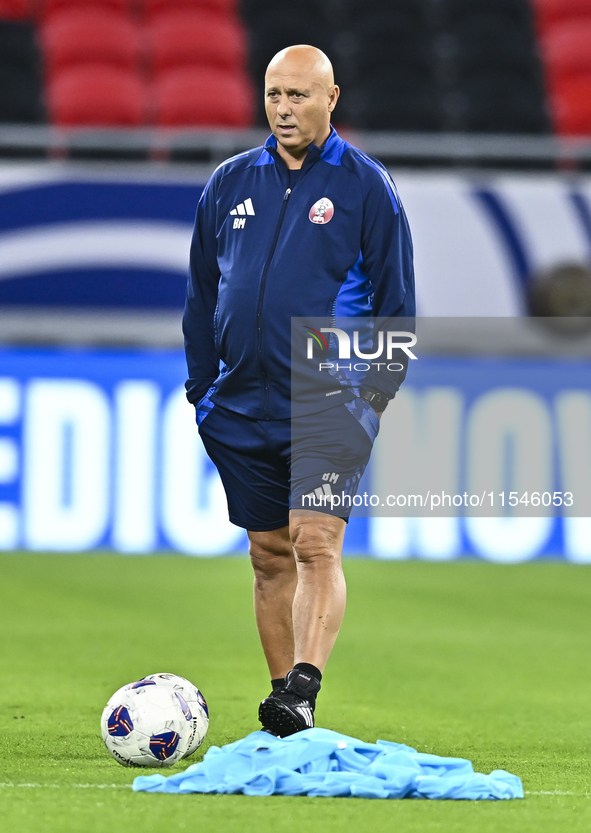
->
[356, 157, 416, 404]
[183, 181, 221, 406]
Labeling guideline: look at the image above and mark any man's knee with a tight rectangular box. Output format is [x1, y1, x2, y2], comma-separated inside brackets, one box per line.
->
[249, 528, 294, 578]
[290, 515, 345, 566]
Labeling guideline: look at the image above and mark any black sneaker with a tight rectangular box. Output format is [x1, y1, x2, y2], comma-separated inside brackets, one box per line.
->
[258, 668, 321, 737]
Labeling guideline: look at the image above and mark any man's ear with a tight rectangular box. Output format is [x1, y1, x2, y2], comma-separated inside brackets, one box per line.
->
[328, 85, 340, 113]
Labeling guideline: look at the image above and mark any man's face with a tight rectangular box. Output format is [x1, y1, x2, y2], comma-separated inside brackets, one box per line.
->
[265, 62, 338, 159]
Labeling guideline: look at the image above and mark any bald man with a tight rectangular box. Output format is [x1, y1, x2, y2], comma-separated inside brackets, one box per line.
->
[184, 45, 415, 737]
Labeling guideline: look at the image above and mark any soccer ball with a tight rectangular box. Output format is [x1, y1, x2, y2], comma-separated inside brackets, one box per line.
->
[139, 673, 209, 758]
[101, 679, 196, 768]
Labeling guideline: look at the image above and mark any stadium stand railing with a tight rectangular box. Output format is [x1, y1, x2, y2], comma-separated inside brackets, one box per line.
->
[0, 125, 590, 169]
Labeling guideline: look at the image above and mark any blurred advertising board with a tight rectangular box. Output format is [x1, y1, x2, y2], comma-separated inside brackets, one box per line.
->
[1, 166, 591, 315]
[0, 341, 589, 562]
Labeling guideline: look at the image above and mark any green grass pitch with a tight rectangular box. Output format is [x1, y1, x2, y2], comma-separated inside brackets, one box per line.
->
[1, 553, 590, 833]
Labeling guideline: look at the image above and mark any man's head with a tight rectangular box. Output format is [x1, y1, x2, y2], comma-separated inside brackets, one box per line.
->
[265, 45, 339, 167]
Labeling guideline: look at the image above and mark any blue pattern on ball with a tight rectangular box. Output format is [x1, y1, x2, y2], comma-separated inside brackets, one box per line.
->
[108, 705, 133, 736]
[149, 731, 180, 760]
[197, 691, 209, 718]
[175, 692, 193, 721]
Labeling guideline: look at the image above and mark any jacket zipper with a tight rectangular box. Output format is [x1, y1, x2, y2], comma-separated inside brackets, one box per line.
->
[256, 186, 292, 417]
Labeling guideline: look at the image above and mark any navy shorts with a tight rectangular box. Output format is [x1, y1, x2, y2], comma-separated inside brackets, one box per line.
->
[196, 396, 379, 531]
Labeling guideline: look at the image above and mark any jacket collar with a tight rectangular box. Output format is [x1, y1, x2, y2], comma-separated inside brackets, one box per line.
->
[263, 125, 343, 167]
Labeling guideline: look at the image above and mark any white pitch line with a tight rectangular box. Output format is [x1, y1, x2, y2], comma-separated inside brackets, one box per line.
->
[0, 782, 132, 790]
[526, 790, 590, 797]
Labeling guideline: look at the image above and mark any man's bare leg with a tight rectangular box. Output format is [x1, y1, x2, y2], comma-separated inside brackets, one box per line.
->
[249, 513, 346, 680]
[289, 511, 347, 673]
[248, 526, 297, 681]
[255, 510, 346, 734]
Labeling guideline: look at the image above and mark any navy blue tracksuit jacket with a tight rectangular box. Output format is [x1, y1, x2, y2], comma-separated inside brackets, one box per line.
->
[184, 127, 415, 420]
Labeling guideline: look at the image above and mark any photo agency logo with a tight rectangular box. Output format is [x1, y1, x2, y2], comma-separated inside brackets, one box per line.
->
[303, 326, 418, 372]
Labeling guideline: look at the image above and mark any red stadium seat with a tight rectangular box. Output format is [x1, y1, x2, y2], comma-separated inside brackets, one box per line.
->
[142, 0, 237, 20]
[0, 0, 31, 18]
[532, 0, 591, 32]
[550, 76, 591, 135]
[39, 0, 132, 19]
[146, 10, 246, 73]
[41, 8, 140, 76]
[541, 20, 591, 83]
[150, 66, 253, 126]
[48, 64, 146, 125]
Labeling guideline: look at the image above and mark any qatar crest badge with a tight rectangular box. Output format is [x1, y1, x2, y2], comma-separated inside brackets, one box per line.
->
[309, 198, 334, 224]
